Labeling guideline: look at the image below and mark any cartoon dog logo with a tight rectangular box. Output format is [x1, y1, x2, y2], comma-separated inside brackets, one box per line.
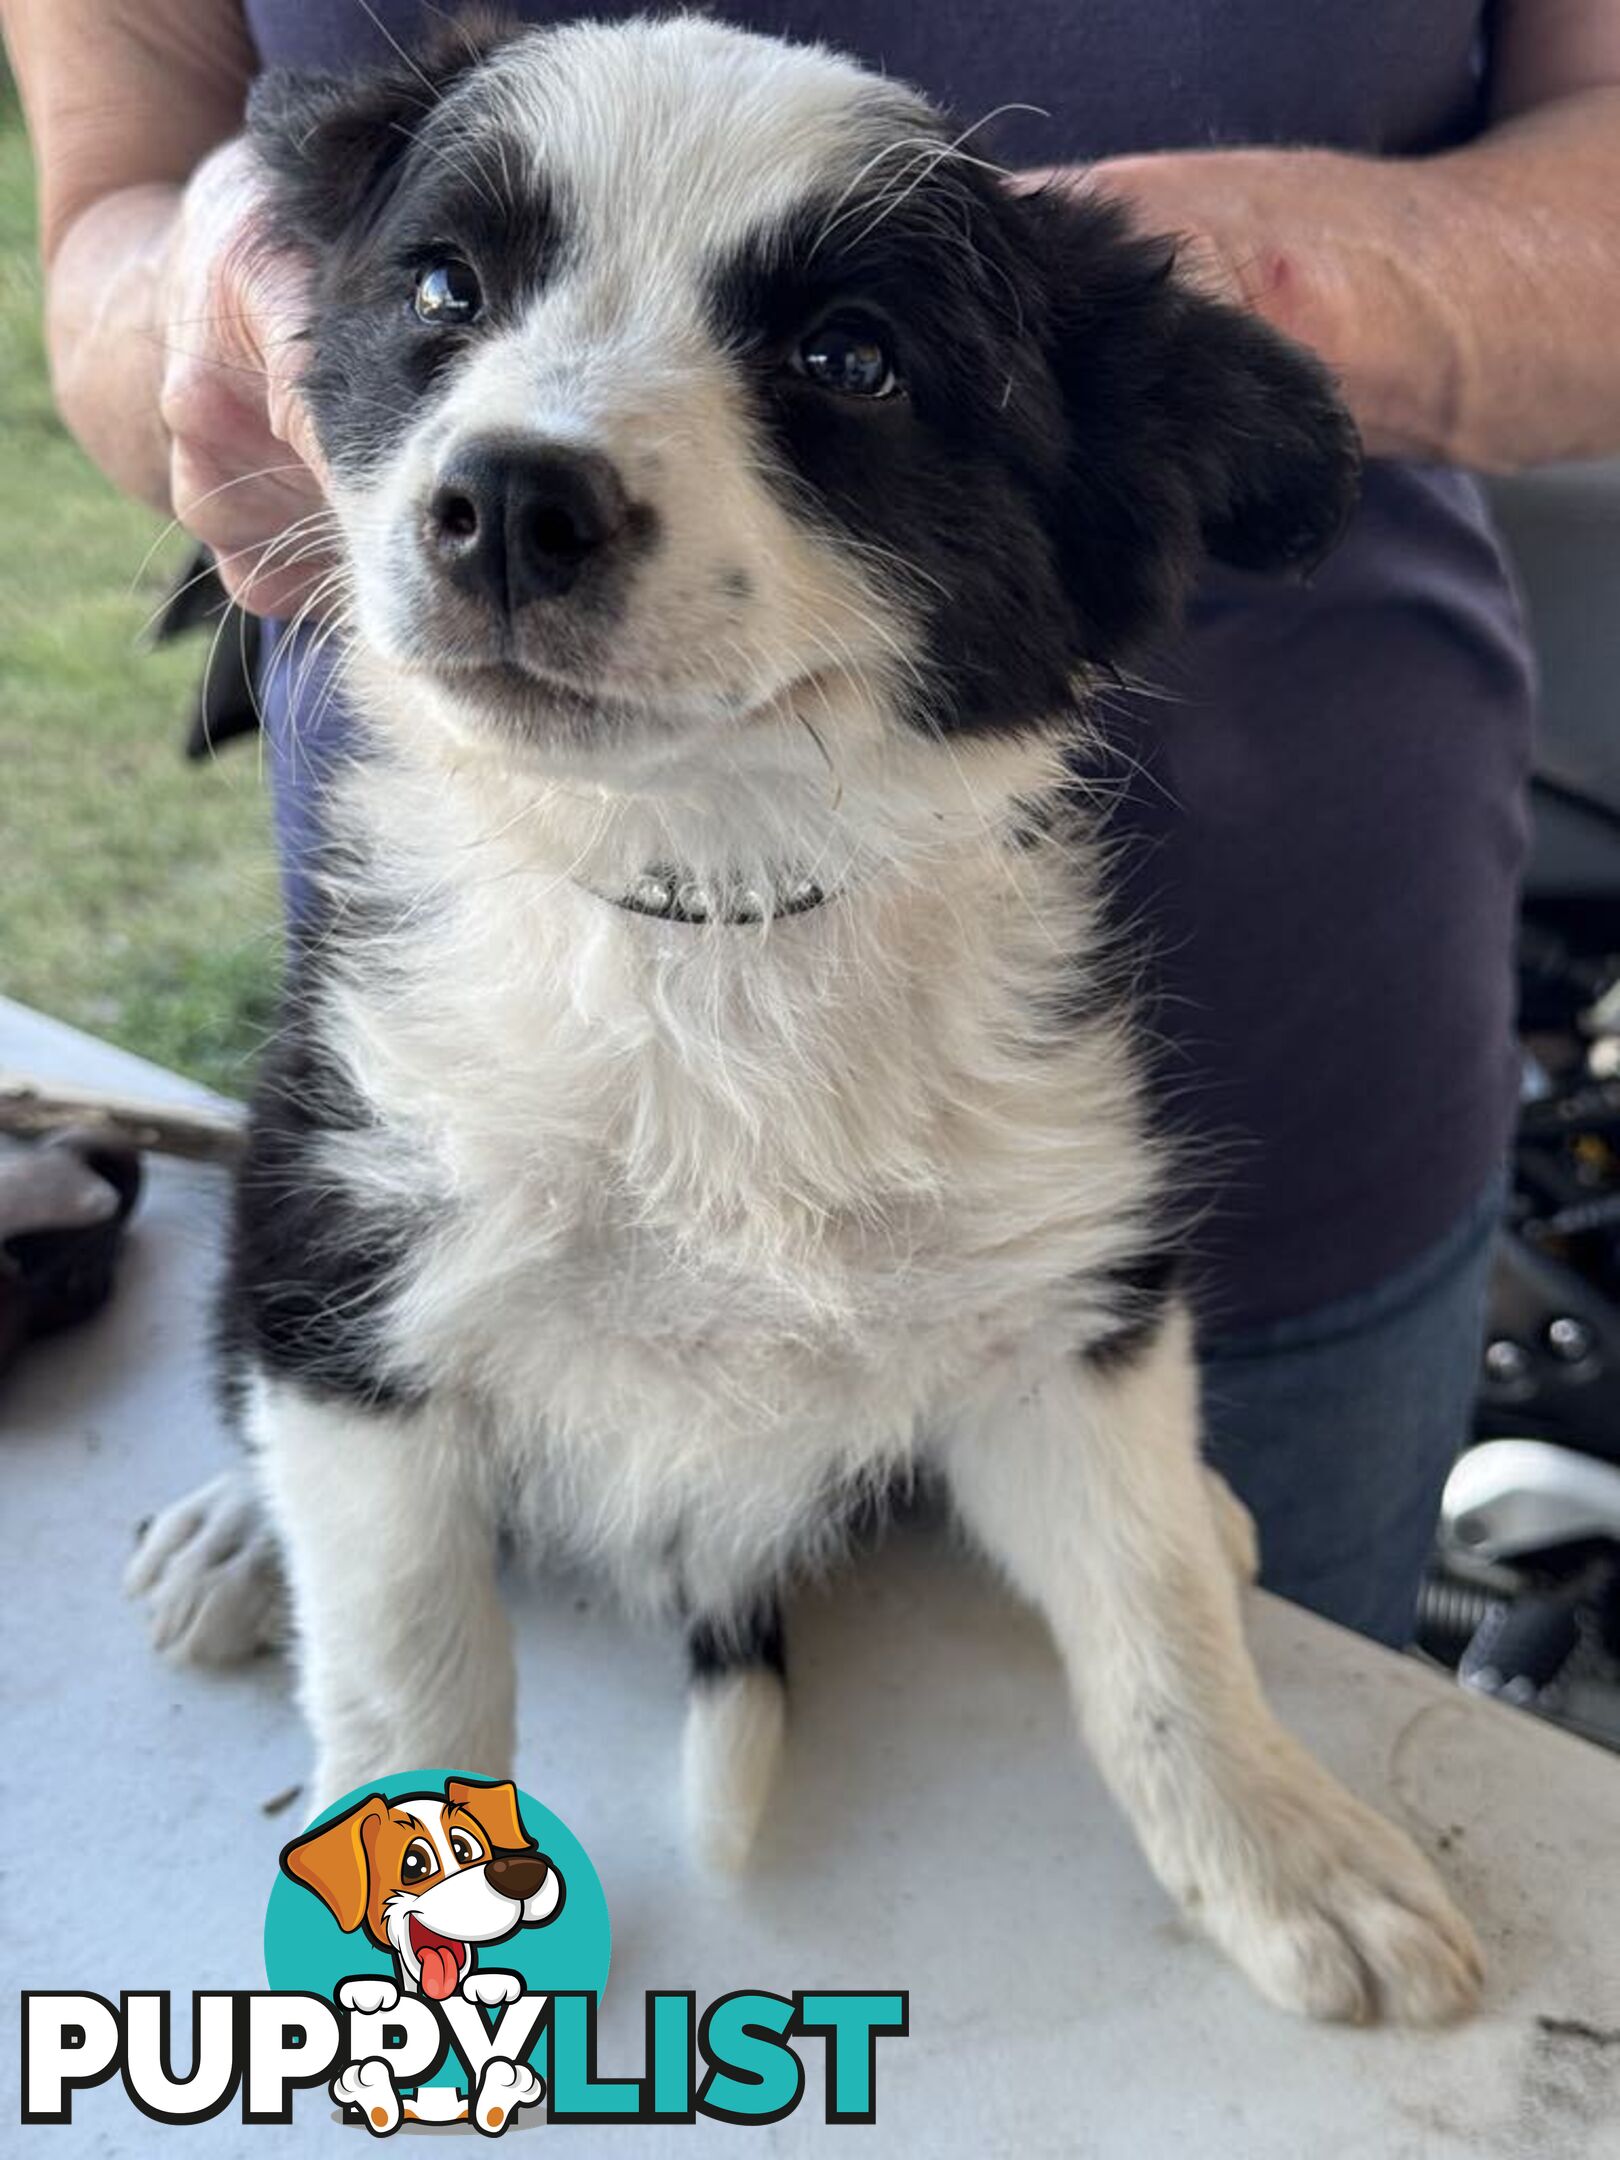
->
[281, 1776, 564, 2131]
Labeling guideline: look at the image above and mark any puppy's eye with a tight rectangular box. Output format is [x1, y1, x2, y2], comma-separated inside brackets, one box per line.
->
[448, 1830, 484, 1866]
[413, 258, 482, 327]
[793, 311, 901, 399]
[400, 1839, 438, 1884]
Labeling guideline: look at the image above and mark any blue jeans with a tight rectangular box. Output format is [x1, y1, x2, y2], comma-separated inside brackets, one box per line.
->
[1199, 1173, 1504, 1649]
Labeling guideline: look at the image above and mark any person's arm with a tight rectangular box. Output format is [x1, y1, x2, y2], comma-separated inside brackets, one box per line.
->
[1032, 0, 1620, 472]
[2, 0, 329, 611]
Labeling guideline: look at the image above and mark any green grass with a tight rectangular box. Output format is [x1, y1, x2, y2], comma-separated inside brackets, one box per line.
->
[0, 86, 282, 1095]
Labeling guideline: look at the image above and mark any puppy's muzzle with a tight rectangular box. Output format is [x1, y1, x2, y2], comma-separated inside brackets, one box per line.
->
[426, 437, 639, 611]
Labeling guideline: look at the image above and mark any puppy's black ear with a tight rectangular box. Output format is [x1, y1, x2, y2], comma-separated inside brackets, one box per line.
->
[1152, 277, 1363, 576]
[1018, 187, 1360, 657]
[248, 8, 522, 247]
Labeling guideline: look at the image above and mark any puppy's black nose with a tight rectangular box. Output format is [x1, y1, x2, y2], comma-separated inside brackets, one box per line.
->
[426, 440, 629, 610]
[486, 1853, 550, 1903]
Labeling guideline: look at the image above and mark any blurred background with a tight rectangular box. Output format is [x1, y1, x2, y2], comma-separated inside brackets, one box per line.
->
[0, 66, 281, 1096]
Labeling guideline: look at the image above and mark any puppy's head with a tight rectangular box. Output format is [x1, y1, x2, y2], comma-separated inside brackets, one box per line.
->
[281, 1777, 563, 2000]
[253, 13, 1357, 779]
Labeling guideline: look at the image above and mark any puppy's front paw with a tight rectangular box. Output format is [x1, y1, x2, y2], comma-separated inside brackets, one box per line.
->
[474, 2057, 543, 2135]
[1197, 1759, 1483, 2025]
[332, 2056, 401, 2135]
[461, 1969, 524, 2007]
[124, 1469, 284, 1666]
[337, 1977, 400, 2015]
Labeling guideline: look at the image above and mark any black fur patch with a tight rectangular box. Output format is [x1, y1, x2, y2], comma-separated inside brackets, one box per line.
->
[250, 19, 563, 478]
[688, 1597, 787, 1686]
[249, 10, 524, 248]
[217, 938, 433, 1415]
[1083, 1247, 1179, 1374]
[707, 171, 1360, 735]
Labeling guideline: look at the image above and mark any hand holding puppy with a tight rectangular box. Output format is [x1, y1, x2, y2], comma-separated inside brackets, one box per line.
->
[156, 135, 335, 616]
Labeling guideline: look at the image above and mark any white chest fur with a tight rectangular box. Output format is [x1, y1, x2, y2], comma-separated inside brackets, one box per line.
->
[312, 730, 1161, 1604]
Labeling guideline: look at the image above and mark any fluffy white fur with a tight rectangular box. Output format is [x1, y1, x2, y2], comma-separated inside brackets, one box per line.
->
[127, 18, 1482, 2026]
[305, 713, 1158, 1604]
[228, 707, 1481, 2020]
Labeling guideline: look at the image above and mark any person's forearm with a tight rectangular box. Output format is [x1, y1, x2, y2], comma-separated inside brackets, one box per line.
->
[1085, 85, 1620, 473]
[3, 0, 256, 514]
[47, 185, 180, 513]
[1366, 86, 1620, 470]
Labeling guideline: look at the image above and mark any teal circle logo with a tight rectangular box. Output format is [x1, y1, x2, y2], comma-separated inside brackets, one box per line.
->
[264, 1769, 609, 2122]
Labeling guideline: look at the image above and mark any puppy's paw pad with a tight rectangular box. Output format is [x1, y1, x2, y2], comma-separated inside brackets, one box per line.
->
[461, 1969, 524, 2007]
[124, 1470, 284, 1667]
[332, 2056, 401, 2135]
[1204, 1778, 1483, 2025]
[338, 1977, 400, 2015]
[475, 2057, 543, 2135]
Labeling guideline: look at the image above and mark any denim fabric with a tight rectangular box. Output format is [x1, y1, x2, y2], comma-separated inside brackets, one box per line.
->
[1200, 1171, 1505, 1648]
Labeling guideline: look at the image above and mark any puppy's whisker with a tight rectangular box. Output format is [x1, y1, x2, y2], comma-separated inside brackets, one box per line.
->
[127, 469, 331, 605]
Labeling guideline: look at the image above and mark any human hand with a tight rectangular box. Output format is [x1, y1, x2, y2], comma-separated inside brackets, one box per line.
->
[158, 135, 338, 617]
[1020, 149, 1466, 463]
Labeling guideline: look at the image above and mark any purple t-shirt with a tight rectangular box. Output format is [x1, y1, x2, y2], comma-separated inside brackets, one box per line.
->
[246, 1, 1534, 1333]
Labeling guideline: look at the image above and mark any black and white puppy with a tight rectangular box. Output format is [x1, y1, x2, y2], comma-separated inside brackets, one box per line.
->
[132, 13, 1481, 2024]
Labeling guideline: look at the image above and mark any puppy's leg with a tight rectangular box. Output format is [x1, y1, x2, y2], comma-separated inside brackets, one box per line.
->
[682, 1599, 787, 1873]
[249, 1374, 513, 1807]
[941, 1306, 1482, 2024]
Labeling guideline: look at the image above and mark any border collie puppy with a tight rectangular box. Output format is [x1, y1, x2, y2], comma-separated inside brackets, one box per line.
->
[151, 13, 1482, 2023]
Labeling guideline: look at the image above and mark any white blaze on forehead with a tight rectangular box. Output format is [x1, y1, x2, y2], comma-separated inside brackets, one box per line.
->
[476, 17, 921, 294]
[387, 19, 922, 514]
[404, 1796, 455, 1872]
